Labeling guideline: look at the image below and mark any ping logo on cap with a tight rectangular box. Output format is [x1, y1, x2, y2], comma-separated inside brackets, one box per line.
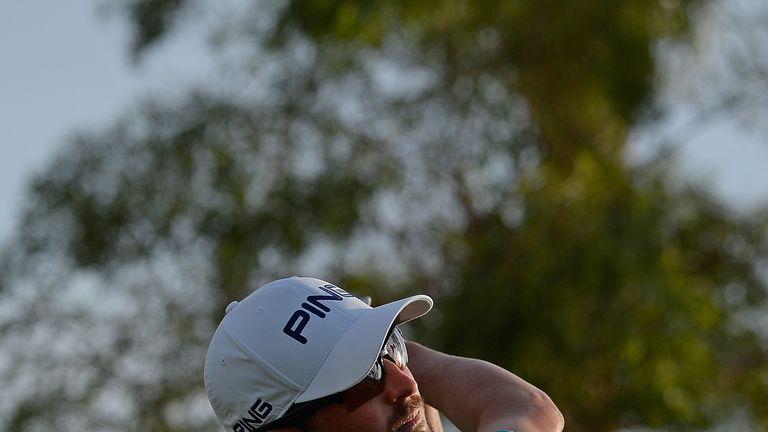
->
[282, 284, 355, 344]
[232, 398, 272, 431]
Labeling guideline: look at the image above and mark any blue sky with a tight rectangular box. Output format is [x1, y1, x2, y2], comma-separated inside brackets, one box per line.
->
[0, 1, 215, 243]
[2, 1, 767, 245]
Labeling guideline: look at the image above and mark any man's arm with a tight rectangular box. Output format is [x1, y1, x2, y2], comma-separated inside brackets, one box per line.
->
[407, 342, 564, 432]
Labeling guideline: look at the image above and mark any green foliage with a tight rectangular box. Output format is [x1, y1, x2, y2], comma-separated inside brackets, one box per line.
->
[2, 0, 767, 431]
[274, 0, 699, 171]
[436, 152, 768, 430]
[122, 0, 189, 58]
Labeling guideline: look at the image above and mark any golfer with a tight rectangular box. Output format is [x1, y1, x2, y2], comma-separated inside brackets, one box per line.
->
[204, 277, 564, 432]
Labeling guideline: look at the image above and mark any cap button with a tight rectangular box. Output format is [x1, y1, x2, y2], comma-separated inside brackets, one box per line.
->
[225, 301, 239, 314]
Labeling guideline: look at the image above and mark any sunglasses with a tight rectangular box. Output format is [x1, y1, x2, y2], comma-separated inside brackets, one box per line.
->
[257, 328, 408, 430]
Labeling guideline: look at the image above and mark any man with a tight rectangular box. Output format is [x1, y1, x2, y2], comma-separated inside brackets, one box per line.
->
[204, 277, 564, 432]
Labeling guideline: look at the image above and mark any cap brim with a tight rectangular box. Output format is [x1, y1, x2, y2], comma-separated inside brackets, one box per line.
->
[296, 294, 433, 403]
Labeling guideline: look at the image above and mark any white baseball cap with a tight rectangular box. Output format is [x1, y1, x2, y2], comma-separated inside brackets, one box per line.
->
[204, 276, 433, 430]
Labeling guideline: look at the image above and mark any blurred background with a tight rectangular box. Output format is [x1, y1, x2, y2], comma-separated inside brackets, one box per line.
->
[2, 0, 768, 431]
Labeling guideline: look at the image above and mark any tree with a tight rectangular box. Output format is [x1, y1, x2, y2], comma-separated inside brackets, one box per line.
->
[1, 0, 767, 430]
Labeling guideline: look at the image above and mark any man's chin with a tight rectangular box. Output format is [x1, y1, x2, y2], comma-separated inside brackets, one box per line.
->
[414, 415, 433, 432]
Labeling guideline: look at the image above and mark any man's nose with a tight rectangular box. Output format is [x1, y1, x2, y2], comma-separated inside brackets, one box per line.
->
[382, 359, 419, 403]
